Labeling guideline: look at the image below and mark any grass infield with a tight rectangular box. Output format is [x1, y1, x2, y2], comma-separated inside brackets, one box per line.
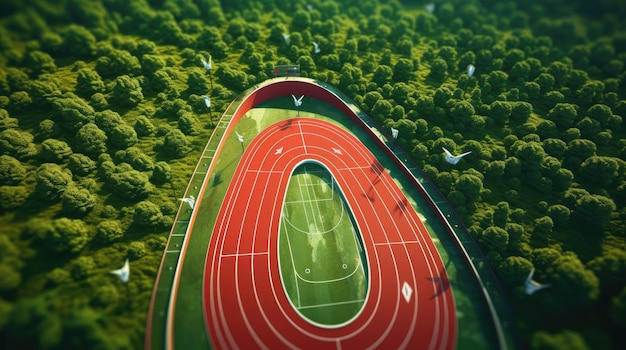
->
[279, 162, 368, 327]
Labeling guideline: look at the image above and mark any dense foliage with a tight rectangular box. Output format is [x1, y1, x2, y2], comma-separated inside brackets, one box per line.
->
[0, 0, 624, 349]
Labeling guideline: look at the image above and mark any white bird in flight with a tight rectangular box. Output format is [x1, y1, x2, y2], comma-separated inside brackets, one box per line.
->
[391, 127, 399, 139]
[180, 195, 195, 210]
[110, 258, 130, 284]
[312, 41, 320, 54]
[282, 33, 290, 45]
[442, 147, 471, 165]
[202, 95, 211, 109]
[426, 3, 435, 14]
[467, 64, 476, 78]
[201, 55, 212, 71]
[524, 268, 551, 295]
[292, 95, 304, 107]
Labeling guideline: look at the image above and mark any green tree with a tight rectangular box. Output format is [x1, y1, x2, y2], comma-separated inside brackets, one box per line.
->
[510, 101, 533, 122]
[0, 128, 38, 160]
[547, 103, 578, 129]
[75, 68, 105, 97]
[489, 101, 512, 127]
[480, 226, 509, 252]
[454, 174, 483, 203]
[578, 156, 622, 187]
[574, 194, 615, 226]
[0, 263, 21, 291]
[23, 50, 56, 75]
[62, 184, 96, 215]
[56, 308, 132, 349]
[134, 200, 164, 227]
[372, 65, 393, 86]
[117, 147, 153, 172]
[71, 256, 95, 281]
[371, 99, 393, 123]
[550, 252, 600, 310]
[109, 124, 138, 150]
[61, 24, 96, 58]
[35, 218, 90, 254]
[95, 220, 124, 244]
[111, 75, 143, 107]
[162, 129, 192, 158]
[392, 58, 413, 82]
[513, 141, 546, 169]
[151, 161, 172, 185]
[39, 138, 73, 163]
[5, 294, 63, 348]
[67, 153, 96, 176]
[588, 249, 626, 294]
[429, 58, 448, 81]
[134, 116, 156, 137]
[493, 201, 510, 228]
[487, 70, 508, 94]
[547, 205, 570, 225]
[128, 241, 146, 260]
[95, 110, 124, 133]
[110, 169, 152, 200]
[498, 255, 533, 285]
[76, 123, 107, 157]
[0, 186, 29, 210]
[533, 216, 554, 240]
[450, 101, 475, 122]
[542, 138, 567, 158]
[52, 92, 95, 131]
[95, 49, 141, 79]
[35, 163, 73, 202]
[0, 155, 26, 185]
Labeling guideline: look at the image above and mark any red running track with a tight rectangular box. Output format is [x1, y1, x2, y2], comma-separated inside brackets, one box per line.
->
[203, 118, 456, 349]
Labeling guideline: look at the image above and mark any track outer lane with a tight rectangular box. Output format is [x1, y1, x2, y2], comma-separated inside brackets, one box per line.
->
[203, 118, 457, 349]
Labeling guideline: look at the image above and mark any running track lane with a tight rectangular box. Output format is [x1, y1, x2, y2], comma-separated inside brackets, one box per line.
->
[203, 118, 457, 349]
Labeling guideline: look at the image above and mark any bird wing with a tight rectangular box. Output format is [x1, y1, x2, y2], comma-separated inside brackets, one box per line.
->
[292, 94, 297, 103]
[297, 95, 304, 102]
[458, 151, 472, 157]
[442, 147, 452, 157]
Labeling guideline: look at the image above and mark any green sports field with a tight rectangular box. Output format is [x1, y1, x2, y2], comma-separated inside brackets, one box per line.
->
[278, 162, 368, 327]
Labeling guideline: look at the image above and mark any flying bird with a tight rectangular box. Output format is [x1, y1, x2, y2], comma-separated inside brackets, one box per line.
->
[312, 41, 320, 54]
[467, 64, 476, 78]
[110, 258, 130, 284]
[524, 268, 551, 295]
[391, 127, 399, 139]
[442, 147, 471, 165]
[180, 195, 195, 210]
[292, 94, 304, 107]
[202, 95, 211, 109]
[282, 33, 290, 45]
[201, 55, 212, 71]
[426, 3, 435, 14]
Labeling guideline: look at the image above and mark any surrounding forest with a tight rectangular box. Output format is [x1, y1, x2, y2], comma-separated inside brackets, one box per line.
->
[0, 0, 624, 349]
